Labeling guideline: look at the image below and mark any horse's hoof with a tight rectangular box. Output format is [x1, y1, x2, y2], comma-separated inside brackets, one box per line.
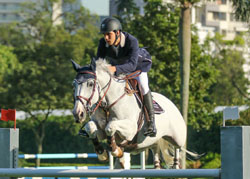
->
[78, 129, 89, 138]
[111, 147, 123, 158]
[154, 164, 161, 169]
[154, 161, 161, 169]
[172, 165, 180, 169]
[97, 150, 109, 162]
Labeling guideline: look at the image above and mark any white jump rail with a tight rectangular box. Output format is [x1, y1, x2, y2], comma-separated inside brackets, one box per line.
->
[18, 153, 97, 159]
[0, 168, 221, 178]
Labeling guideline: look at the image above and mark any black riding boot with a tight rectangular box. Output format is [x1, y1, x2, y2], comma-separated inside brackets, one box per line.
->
[143, 91, 157, 137]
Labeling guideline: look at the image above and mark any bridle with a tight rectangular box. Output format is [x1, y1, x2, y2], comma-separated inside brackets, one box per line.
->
[74, 71, 111, 115]
[74, 70, 141, 116]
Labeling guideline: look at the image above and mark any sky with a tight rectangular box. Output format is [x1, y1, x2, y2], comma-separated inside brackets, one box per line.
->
[81, 0, 109, 16]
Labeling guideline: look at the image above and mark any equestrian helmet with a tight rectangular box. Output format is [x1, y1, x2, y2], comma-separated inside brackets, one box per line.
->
[100, 17, 122, 34]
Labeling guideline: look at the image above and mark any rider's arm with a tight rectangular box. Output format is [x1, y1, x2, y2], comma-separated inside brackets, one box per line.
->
[115, 35, 139, 75]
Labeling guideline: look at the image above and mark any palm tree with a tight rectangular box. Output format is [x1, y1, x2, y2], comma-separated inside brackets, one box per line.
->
[231, 0, 250, 23]
[177, 0, 200, 169]
[115, 0, 139, 18]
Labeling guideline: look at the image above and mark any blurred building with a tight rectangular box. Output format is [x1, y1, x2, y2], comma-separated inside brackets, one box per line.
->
[110, 0, 248, 40]
[0, 0, 26, 24]
[0, 0, 79, 25]
[194, 0, 248, 41]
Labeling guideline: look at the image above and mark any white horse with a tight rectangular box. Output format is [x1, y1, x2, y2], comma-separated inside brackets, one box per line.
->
[72, 59, 195, 169]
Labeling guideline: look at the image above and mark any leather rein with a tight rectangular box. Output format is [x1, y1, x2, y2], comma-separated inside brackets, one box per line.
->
[75, 70, 141, 116]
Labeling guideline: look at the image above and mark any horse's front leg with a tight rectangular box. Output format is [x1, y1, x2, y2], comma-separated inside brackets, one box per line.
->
[105, 119, 136, 158]
[107, 135, 123, 158]
[84, 121, 109, 161]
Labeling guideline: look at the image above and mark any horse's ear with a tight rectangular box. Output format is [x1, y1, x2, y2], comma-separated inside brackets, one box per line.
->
[71, 59, 81, 72]
[90, 58, 96, 71]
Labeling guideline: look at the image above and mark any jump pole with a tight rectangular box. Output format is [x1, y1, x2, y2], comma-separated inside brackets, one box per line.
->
[0, 168, 220, 178]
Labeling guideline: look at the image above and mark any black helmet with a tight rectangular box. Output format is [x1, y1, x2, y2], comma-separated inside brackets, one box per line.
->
[100, 17, 122, 34]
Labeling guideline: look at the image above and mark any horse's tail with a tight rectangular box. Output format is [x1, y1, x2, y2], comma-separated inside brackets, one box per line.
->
[180, 147, 204, 160]
[158, 139, 203, 165]
[157, 138, 175, 166]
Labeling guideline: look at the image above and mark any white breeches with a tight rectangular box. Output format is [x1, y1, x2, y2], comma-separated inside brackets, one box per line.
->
[135, 72, 149, 95]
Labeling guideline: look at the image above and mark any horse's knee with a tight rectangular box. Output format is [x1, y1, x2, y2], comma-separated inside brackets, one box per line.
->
[105, 122, 116, 136]
[84, 121, 98, 138]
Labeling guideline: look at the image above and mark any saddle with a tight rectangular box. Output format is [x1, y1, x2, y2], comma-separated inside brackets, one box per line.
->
[127, 79, 165, 115]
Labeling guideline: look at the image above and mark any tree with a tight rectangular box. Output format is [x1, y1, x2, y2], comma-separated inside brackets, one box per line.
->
[0, 0, 99, 166]
[231, 0, 250, 23]
[210, 33, 250, 105]
[115, 0, 139, 19]
[0, 45, 21, 94]
[177, 0, 200, 168]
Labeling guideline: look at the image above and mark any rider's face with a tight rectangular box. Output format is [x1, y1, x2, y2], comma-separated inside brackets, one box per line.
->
[104, 31, 119, 46]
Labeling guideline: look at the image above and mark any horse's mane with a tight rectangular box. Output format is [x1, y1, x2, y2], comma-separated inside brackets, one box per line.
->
[96, 58, 113, 76]
[95, 58, 126, 78]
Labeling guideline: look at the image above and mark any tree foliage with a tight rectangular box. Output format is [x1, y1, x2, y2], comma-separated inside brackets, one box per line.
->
[115, 0, 139, 18]
[231, 0, 250, 23]
[123, 0, 218, 130]
[0, 45, 21, 94]
[209, 33, 250, 106]
[0, 0, 100, 165]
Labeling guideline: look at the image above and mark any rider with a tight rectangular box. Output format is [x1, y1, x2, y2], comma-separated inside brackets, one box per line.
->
[96, 17, 156, 137]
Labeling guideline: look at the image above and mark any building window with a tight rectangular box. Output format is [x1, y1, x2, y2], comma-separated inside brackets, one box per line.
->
[0, 3, 7, 10]
[15, 14, 20, 20]
[222, 30, 227, 35]
[0, 13, 7, 20]
[221, 0, 227, 4]
[230, 13, 236, 21]
[216, 0, 227, 4]
[213, 12, 226, 21]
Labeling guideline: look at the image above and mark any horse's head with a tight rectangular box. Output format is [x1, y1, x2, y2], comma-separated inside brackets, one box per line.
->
[71, 59, 100, 123]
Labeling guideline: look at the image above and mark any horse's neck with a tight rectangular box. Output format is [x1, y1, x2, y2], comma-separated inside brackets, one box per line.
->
[97, 72, 126, 102]
[97, 71, 140, 111]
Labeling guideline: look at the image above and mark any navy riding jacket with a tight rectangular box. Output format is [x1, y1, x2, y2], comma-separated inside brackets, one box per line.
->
[97, 32, 152, 75]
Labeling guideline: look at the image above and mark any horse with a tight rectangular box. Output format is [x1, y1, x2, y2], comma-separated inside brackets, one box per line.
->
[71, 59, 195, 169]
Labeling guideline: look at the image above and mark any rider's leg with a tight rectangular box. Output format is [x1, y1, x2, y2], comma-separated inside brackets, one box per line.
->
[136, 72, 157, 137]
[143, 90, 157, 137]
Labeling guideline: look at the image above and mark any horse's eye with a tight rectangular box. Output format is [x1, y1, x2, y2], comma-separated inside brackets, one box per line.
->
[88, 81, 94, 87]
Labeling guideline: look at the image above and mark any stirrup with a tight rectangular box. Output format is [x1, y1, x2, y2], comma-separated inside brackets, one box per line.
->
[144, 127, 157, 137]
[144, 130, 157, 137]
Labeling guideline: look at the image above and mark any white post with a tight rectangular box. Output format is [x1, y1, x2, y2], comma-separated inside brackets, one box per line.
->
[109, 152, 114, 169]
[140, 151, 145, 169]
[123, 152, 131, 169]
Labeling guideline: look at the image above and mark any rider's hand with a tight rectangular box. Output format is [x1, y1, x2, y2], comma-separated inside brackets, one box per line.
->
[108, 66, 116, 73]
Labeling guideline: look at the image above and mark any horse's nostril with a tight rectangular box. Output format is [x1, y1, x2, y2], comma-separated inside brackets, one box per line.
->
[80, 112, 84, 117]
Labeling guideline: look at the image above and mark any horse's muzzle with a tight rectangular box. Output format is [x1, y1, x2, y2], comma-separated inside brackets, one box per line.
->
[72, 109, 85, 123]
